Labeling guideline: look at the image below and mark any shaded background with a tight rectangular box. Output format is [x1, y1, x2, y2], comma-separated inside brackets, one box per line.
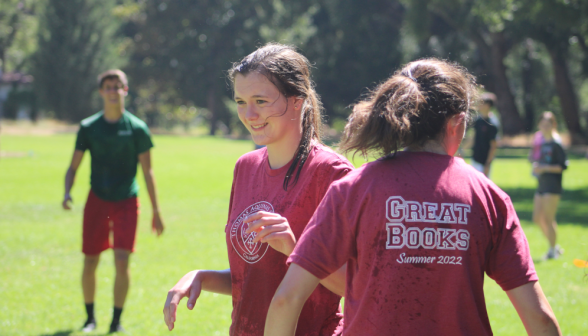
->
[1, 0, 588, 144]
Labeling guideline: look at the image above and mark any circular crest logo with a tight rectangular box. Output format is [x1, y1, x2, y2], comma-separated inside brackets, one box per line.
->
[230, 201, 273, 264]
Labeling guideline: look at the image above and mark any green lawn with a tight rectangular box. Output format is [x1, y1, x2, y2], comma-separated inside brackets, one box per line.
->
[0, 134, 587, 335]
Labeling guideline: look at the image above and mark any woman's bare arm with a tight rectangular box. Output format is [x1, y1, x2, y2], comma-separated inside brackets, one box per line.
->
[506, 281, 561, 336]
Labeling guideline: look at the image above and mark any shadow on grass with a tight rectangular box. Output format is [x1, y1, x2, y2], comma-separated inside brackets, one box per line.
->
[38, 330, 109, 336]
[38, 331, 74, 336]
[502, 187, 588, 226]
[464, 147, 587, 159]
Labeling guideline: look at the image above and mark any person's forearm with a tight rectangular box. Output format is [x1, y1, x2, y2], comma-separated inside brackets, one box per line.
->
[486, 141, 497, 165]
[524, 320, 561, 336]
[318, 264, 346, 297]
[265, 263, 319, 336]
[143, 169, 160, 212]
[198, 269, 232, 295]
[507, 282, 561, 336]
[265, 291, 305, 336]
[65, 167, 76, 195]
[539, 165, 563, 174]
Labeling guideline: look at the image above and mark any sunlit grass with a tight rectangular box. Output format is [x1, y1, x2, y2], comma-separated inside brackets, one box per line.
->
[0, 134, 586, 335]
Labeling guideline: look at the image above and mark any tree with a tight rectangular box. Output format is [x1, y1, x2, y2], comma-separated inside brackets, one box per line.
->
[124, 0, 273, 135]
[304, 0, 405, 121]
[33, 0, 126, 121]
[401, 0, 527, 135]
[126, 0, 406, 134]
[514, 0, 587, 143]
[0, 0, 25, 73]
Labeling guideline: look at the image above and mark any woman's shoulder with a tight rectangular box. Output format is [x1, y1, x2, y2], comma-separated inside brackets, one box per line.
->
[452, 158, 512, 205]
[235, 147, 267, 167]
[310, 143, 353, 168]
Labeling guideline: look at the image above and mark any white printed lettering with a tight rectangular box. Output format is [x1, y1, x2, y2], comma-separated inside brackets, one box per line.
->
[386, 196, 406, 222]
[405, 201, 422, 222]
[387, 225, 470, 252]
[454, 203, 471, 224]
[422, 202, 438, 222]
[437, 228, 457, 250]
[421, 228, 437, 249]
[405, 227, 421, 249]
[386, 223, 405, 249]
[437, 203, 456, 223]
[384, 198, 471, 225]
[456, 230, 470, 250]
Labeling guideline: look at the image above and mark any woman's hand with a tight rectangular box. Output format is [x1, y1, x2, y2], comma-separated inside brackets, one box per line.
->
[163, 271, 202, 331]
[244, 211, 297, 256]
[532, 162, 543, 175]
[163, 269, 231, 331]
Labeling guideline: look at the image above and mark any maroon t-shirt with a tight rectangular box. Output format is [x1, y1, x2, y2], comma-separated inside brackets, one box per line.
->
[289, 151, 538, 336]
[226, 144, 353, 336]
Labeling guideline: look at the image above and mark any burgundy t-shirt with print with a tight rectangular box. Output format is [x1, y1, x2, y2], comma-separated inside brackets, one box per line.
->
[289, 151, 538, 336]
[226, 144, 353, 336]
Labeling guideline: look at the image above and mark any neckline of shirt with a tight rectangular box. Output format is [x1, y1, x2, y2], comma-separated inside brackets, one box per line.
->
[263, 144, 319, 177]
[101, 110, 129, 124]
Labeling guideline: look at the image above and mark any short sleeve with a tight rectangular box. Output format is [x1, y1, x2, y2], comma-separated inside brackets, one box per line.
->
[134, 123, 154, 154]
[75, 125, 89, 151]
[288, 182, 357, 279]
[486, 196, 538, 291]
[316, 159, 353, 202]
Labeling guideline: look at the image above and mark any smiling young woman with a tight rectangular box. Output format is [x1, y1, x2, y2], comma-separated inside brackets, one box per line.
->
[162, 43, 352, 336]
[233, 71, 303, 169]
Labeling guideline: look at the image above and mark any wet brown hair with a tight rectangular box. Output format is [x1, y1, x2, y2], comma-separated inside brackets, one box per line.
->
[340, 58, 478, 158]
[228, 43, 323, 190]
[97, 69, 128, 88]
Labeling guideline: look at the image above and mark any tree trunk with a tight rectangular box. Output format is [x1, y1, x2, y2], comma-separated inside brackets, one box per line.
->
[548, 48, 586, 144]
[470, 30, 525, 135]
[469, 31, 495, 92]
[522, 40, 535, 132]
[0, 48, 5, 73]
[207, 87, 218, 136]
[489, 32, 525, 135]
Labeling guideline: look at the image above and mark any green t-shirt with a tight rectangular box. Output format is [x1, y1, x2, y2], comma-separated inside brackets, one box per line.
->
[75, 111, 154, 201]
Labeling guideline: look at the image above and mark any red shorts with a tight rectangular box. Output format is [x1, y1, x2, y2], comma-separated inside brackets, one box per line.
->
[82, 190, 139, 255]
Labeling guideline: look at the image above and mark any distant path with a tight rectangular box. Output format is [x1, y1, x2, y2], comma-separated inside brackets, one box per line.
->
[1, 120, 77, 136]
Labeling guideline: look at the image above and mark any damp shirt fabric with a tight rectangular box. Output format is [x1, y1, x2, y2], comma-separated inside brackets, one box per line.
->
[289, 151, 538, 336]
[225, 144, 353, 336]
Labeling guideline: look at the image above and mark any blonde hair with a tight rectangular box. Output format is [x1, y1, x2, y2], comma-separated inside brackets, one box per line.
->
[539, 111, 559, 136]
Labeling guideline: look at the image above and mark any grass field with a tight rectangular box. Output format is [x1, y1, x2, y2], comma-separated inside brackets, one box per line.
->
[0, 133, 587, 336]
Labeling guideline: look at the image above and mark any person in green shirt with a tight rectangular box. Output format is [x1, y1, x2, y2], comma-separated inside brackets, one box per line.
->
[62, 69, 164, 333]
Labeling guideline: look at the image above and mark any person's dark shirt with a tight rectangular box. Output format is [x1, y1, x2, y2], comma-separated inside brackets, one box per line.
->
[472, 116, 498, 165]
[537, 141, 567, 193]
